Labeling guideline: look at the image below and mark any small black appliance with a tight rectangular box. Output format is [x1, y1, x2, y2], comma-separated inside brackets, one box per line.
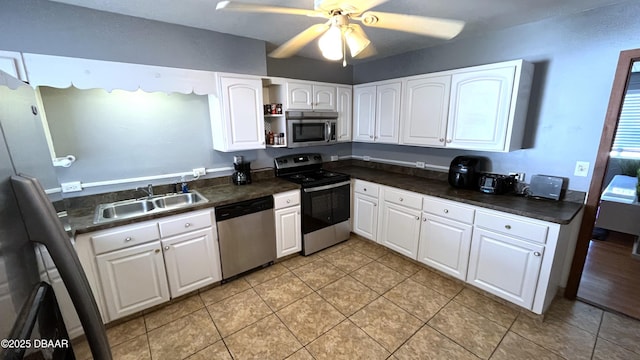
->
[479, 173, 516, 194]
[232, 155, 252, 185]
[448, 156, 482, 189]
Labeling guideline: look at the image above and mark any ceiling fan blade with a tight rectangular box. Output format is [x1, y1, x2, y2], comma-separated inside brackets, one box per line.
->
[269, 23, 330, 58]
[216, 1, 326, 18]
[359, 11, 465, 39]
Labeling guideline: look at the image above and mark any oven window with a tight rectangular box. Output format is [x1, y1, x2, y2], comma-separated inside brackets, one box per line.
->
[291, 122, 325, 142]
[301, 184, 350, 234]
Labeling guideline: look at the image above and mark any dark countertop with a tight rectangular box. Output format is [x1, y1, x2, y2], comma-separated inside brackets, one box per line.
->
[339, 166, 583, 225]
[66, 164, 583, 235]
[67, 178, 300, 235]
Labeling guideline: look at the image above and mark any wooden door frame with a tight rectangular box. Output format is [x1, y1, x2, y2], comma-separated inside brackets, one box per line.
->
[565, 48, 640, 298]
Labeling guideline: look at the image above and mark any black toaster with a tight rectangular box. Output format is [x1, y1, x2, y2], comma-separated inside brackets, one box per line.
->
[479, 174, 516, 194]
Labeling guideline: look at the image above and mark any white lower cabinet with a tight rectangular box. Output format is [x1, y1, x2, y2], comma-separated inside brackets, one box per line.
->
[352, 180, 380, 241]
[467, 227, 544, 309]
[418, 214, 472, 281]
[96, 241, 170, 320]
[274, 191, 302, 258]
[378, 187, 422, 258]
[76, 209, 221, 323]
[349, 178, 581, 315]
[35, 245, 83, 338]
[161, 228, 221, 297]
[418, 196, 475, 280]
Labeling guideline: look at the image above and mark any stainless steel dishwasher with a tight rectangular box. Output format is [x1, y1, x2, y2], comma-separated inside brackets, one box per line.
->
[215, 196, 276, 280]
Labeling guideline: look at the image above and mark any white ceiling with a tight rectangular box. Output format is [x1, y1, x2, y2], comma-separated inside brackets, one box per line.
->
[47, 0, 626, 62]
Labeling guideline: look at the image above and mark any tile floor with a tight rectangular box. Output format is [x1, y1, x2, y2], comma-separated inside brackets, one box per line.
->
[74, 237, 640, 360]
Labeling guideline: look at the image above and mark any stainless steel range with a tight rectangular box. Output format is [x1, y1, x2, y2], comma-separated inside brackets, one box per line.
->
[275, 153, 350, 255]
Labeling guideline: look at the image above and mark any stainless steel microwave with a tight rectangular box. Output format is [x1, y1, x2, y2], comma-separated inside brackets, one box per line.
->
[286, 111, 338, 148]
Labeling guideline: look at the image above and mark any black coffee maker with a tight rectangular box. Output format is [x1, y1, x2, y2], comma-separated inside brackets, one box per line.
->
[232, 156, 251, 185]
[448, 156, 482, 189]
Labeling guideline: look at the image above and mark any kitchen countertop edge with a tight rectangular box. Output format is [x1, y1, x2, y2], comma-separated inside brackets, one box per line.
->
[340, 166, 583, 225]
[68, 178, 300, 235]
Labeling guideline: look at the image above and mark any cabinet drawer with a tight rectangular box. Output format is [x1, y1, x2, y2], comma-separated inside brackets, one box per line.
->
[274, 190, 301, 209]
[354, 180, 380, 197]
[423, 196, 475, 224]
[159, 210, 213, 238]
[91, 222, 159, 255]
[383, 188, 422, 210]
[475, 211, 548, 244]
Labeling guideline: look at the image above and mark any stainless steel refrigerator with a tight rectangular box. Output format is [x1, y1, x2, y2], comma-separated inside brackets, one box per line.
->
[0, 73, 111, 359]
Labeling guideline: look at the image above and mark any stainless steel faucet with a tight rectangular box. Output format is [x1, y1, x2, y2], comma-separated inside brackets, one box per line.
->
[136, 184, 154, 198]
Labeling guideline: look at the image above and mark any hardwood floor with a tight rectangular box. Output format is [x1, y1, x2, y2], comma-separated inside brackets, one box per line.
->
[577, 230, 640, 319]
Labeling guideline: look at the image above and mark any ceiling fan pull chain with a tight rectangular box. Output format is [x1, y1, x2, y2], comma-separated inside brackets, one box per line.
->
[342, 32, 347, 67]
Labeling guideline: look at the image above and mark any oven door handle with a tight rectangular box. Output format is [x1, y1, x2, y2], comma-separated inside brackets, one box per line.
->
[303, 180, 351, 193]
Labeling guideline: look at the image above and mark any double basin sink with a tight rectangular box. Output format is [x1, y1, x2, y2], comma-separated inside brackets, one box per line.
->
[94, 190, 208, 224]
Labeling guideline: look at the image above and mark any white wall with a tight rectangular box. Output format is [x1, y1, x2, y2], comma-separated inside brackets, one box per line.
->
[39, 87, 352, 196]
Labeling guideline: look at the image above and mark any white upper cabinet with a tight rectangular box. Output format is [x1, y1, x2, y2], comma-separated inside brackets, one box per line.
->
[286, 81, 337, 110]
[0, 51, 27, 82]
[401, 75, 451, 147]
[353, 81, 401, 143]
[313, 84, 337, 110]
[210, 75, 266, 152]
[353, 85, 377, 142]
[359, 59, 532, 151]
[287, 82, 313, 109]
[447, 60, 533, 152]
[375, 82, 402, 143]
[336, 85, 353, 141]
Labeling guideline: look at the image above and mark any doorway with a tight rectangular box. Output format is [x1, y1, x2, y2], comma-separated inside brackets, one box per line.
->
[566, 48, 640, 319]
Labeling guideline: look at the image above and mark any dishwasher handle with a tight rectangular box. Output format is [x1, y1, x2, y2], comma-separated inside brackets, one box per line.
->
[215, 195, 274, 221]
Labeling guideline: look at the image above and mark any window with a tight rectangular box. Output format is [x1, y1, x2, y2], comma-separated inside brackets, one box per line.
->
[611, 89, 640, 159]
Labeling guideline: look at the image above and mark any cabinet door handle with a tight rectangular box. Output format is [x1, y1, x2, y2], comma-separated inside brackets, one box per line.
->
[154, 249, 160, 254]
[439, 138, 444, 142]
[443, 209, 449, 213]
[505, 225, 511, 230]
[370, 135, 374, 139]
[164, 246, 170, 251]
[399, 197, 404, 202]
[125, 237, 132, 242]
[286, 199, 291, 203]
[363, 188, 367, 191]
[533, 251, 541, 257]
[446, 139, 452, 143]
[415, 216, 420, 220]
[184, 223, 191, 228]
[422, 217, 427, 222]
[374, 204, 377, 207]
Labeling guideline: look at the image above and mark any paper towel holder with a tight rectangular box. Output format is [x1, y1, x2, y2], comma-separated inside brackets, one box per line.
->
[52, 155, 76, 168]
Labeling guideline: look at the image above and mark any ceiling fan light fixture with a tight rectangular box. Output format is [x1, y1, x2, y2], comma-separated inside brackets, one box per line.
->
[318, 24, 343, 61]
[344, 27, 370, 57]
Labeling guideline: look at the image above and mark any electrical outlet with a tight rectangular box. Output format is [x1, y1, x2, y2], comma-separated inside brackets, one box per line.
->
[192, 167, 206, 177]
[363, 156, 371, 161]
[574, 161, 589, 177]
[416, 161, 425, 168]
[509, 172, 525, 182]
[331, 155, 339, 161]
[61, 181, 82, 193]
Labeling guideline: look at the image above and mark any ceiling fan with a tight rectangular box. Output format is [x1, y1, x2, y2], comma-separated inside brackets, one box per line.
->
[216, 0, 465, 65]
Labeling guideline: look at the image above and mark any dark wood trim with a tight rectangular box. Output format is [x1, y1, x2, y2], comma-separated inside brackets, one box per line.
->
[565, 48, 640, 298]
